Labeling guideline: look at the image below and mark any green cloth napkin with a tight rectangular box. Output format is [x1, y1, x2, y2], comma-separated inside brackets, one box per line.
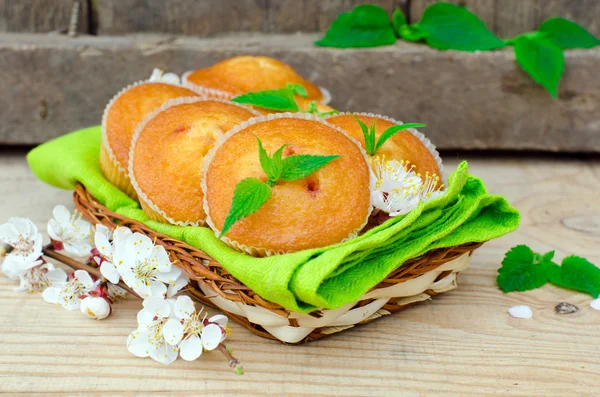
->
[27, 126, 520, 312]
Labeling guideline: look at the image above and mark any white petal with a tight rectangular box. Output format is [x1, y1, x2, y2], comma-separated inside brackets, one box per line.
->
[127, 330, 152, 357]
[113, 234, 136, 269]
[150, 344, 179, 365]
[167, 273, 189, 298]
[179, 335, 203, 361]
[148, 68, 163, 81]
[508, 305, 532, 319]
[42, 287, 61, 304]
[95, 231, 113, 257]
[161, 72, 181, 85]
[0, 222, 20, 246]
[1, 256, 28, 280]
[147, 281, 167, 299]
[10, 217, 37, 237]
[46, 268, 68, 285]
[64, 241, 92, 257]
[201, 324, 223, 351]
[80, 297, 111, 319]
[174, 295, 195, 319]
[155, 266, 182, 284]
[590, 299, 600, 311]
[100, 261, 120, 284]
[162, 318, 185, 346]
[74, 270, 94, 288]
[47, 219, 62, 241]
[152, 245, 172, 273]
[130, 233, 154, 262]
[52, 205, 71, 226]
[136, 309, 155, 327]
[14, 276, 31, 292]
[142, 297, 171, 318]
[208, 314, 228, 328]
[95, 224, 111, 239]
[112, 226, 132, 245]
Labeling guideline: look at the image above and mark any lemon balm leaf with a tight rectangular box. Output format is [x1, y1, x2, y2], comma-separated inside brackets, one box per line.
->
[220, 178, 272, 238]
[376, 123, 426, 151]
[232, 88, 299, 111]
[280, 155, 340, 181]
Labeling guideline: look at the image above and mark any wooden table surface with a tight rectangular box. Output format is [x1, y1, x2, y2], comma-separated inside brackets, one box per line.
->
[1, 150, 599, 396]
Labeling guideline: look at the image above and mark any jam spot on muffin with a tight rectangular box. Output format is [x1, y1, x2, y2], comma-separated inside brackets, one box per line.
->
[284, 146, 296, 156]
[305, 178, 320, 197]
[173, 125, 189, 134]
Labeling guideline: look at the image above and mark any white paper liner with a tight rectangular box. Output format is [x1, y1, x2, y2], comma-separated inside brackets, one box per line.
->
[325, 112, 444, 176]
[128, 96, 260, 227]
[201, 112, 374, 257]
[101, 79, 209, 176]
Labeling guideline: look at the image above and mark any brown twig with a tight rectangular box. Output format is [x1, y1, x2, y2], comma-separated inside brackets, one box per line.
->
[41, 245, 243, 374]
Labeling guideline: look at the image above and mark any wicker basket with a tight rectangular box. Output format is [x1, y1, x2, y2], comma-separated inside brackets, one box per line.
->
[74, 184, 483, 344]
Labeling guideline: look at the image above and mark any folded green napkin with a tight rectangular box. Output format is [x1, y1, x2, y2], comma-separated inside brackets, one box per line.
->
[27, 126, 520, 312]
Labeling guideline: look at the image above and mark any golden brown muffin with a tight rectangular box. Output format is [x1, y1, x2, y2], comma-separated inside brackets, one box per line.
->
[326, 113, 442, 179]
[129, 98, 258, 225]
[202, 114, 372, 255]
[101, 82, 201, 198]
[184, 56, 324, 102]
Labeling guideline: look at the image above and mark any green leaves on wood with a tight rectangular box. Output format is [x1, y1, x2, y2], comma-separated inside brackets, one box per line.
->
[220, 138, 340, 237]
[497, 245, 600, 298]
[353, 116, 425, 156]
[403, 2, 505, 51]
[231, 88, 300, 111]
[538, 18, 599, 49]
[513, 35, 564, 98]
[315, 4, 397, 48]
[220, 178, 272, 238]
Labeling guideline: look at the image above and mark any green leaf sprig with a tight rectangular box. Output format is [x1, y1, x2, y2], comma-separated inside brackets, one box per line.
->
[220, 138, 340, 237]
[352, 116, 425, 156]
[231, 83, 309, 112]
[497, 245, 600, 298]
[306, 101, 340, 117]
[317, 2, 599, 98]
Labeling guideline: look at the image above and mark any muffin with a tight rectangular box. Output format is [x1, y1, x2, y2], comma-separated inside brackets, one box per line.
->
[129, 98, 258, 225]
[326, 113, 442, 179]
[202, 113, 372, 255]
[101, 81, 202, 198]
[183, 56, 325, 102]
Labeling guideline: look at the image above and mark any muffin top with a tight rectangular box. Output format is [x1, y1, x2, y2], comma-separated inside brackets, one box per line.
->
[103, 82, 201, 170]
[129, 99, 257, 225]
[185, 56, 323, 102]
[203, 115, 372, 254]
[326, 114, 442, 179]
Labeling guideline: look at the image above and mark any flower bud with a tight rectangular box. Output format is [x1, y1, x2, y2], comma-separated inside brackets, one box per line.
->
[80, 296, 111, 320]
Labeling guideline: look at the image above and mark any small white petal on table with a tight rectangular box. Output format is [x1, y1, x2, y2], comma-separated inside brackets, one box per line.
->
[590, 299, 600, 311]
[508, 305, 533, 319]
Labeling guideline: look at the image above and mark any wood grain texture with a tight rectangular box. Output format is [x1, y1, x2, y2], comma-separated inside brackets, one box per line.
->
[410, 0, 600, 37]
[95, 0, 396, 35]
[0, 0, 88, 33]
[1, 151, 600, 396]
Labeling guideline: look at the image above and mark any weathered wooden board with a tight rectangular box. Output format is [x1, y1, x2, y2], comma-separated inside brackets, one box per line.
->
[1, 33, 599, 152]
[0, 0, 88, 33]
[411, 0, 600, 37]
[94, 0, 397, 35]
[1, 152, 600, 396]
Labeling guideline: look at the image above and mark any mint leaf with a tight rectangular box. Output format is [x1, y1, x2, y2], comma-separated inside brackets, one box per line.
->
[376, 123, 426, 151]
[232, 88, 299, 111]
[497, 245, 551, 292]
[538, 18, 599, 49]
[513, 36, 564, 98]
[305, 101, 339, 117]
[392, 7, 407, 33]
[408, 2, 505, 51]
[316, 4, 396, 48]
[280, 155, 340, 181]
[352, 116, 376, 155]
[286, 83, 308, 98]
[220, 178, 272, 237]
[555, 256, 600, 298]
[256, 137, 285, 185]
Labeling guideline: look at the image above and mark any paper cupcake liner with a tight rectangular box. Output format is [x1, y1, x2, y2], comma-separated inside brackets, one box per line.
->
[100, 145, 138, 199]
[100, 79, 208, 196]
[128, 96, 261, 227]
[201, 112, 374, 257]
[324, 111, 444, 175]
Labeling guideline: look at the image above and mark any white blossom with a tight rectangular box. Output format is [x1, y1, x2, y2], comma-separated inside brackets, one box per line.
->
[47, 205, 93, 257]
[15, 263, 68, 293]
[127, 298, 179, 365]
[80, 296, 111, 320]
[148, 68, 181, 85]
[114, 232, 181, 298]
[0, 218, 44, 280]
[93, 225, 132, 284]
[163, 296, 228, 361]
[43, 269, 97, 310]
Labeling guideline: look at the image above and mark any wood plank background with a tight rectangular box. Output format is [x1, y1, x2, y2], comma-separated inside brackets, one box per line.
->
[0, 0, 598, 36]
[1, 151, 600, 396]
